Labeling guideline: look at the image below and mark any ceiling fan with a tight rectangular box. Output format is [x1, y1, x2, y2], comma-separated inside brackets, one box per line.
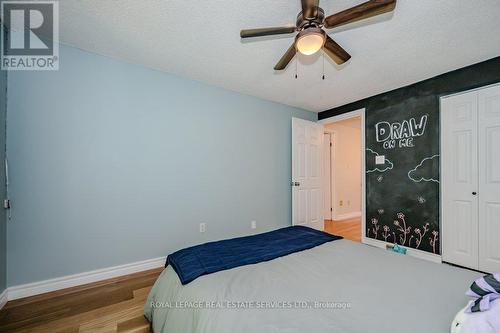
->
[240, 0, 397, 70]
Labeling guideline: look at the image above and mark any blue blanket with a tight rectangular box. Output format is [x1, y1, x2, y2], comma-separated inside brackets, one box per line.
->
[166, 226, 342, 285]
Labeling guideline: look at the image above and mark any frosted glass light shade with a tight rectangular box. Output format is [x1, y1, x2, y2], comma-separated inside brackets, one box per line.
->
[296, 28, 326, 55]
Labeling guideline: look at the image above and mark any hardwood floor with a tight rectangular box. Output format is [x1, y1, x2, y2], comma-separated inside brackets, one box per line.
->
[324, 218, 361, 242]
[0, 268, 163, 333]
[0, 223, 360, 332]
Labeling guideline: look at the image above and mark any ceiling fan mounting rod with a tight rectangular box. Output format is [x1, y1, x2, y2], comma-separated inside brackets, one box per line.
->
[296, 7, 325, 30]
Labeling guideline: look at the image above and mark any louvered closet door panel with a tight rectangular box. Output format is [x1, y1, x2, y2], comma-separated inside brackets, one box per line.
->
[441, 92, 479, 270]
[478, 85, 500, 273]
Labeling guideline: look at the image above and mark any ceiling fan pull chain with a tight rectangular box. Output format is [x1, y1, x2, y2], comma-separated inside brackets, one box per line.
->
[295, 57, 298, 79]
[322, 53, 325, 80]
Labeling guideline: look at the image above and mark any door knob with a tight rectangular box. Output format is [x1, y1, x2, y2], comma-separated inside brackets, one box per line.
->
[472, 192, 477, 195]
[291, 182, 300, 187]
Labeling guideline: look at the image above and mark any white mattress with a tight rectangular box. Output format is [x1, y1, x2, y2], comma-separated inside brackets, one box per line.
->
[145, 239, 481, 333]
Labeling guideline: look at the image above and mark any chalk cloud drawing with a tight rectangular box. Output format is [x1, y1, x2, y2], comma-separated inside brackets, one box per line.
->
[366, 148, 394, 173]
[408, 154, 440, 183]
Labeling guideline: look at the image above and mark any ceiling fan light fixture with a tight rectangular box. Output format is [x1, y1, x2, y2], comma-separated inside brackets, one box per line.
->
[295, 28, 326, 55]
[240, 0, 398, 70]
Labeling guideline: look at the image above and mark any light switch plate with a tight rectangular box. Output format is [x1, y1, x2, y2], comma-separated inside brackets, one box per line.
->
[375, 155, 385, 165]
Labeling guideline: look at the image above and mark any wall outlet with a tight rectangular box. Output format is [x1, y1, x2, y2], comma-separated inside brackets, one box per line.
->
[251, 220, 257, 229]
[339, 200, 343, 207]
[199, 223, 206, 233]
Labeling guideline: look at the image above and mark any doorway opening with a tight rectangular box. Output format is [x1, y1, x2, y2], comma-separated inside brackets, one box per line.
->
[321, 113, 363, 242]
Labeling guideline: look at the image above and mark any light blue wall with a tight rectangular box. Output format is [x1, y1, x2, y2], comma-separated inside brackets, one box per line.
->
[0, 67, 6, 292]
[6, 44, 316, 286]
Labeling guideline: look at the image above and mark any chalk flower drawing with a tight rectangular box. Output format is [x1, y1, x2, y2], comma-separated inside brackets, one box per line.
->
[430, 231, 439, 254]
[366, 148, 394, 173]
[367, 213, 439, 253]
[393, 212, 411, 246]
[382, 225, 392, 242]
[371, 218, 380, 239]
[377, 208, 384, 215]
[409, 234, 414, 248]
[414, 223, 430, 249]
[408, 154, 440, 183]
[369, 214, 439, 254]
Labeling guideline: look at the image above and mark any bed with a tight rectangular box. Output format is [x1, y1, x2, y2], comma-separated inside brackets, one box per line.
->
[145, 230, 480, 333]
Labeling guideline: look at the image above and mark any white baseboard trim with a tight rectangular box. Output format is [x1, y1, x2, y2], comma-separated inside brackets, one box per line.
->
[0, 288, 7, 310]
[334, 211, 362, 221]
[362, 237, 442, 264]
[7, 256, 165, 301]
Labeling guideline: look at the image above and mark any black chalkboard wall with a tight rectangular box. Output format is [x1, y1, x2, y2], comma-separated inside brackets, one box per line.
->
[364, 97, 440, 253]
[319, 56, 500, 255]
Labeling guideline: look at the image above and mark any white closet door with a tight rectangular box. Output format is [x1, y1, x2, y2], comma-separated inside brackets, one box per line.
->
[441, 92, 479, 269]
[292, 118, 323, 230]
[478, 85, 500, 273]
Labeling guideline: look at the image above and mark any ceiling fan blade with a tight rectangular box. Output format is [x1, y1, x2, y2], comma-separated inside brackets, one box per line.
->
[274, 43, 297, 70]
[301, 0, 319, 19]
[323, 36, 351, 65]
[240, 27, 296, 38]
[324, 0, 396, 29]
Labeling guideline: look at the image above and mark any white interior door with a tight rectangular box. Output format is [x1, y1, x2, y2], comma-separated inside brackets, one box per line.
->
[441, 92, 479, 269]
[478, 85, 500, 273]
[292, 118, 323, 230]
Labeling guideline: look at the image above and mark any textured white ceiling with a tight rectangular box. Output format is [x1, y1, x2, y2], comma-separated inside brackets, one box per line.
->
[59, 0, 500, 112]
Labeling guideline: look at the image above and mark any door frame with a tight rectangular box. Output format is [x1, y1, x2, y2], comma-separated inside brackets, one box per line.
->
[323, 131, 336, 221]
[318, 109, 366, 242]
